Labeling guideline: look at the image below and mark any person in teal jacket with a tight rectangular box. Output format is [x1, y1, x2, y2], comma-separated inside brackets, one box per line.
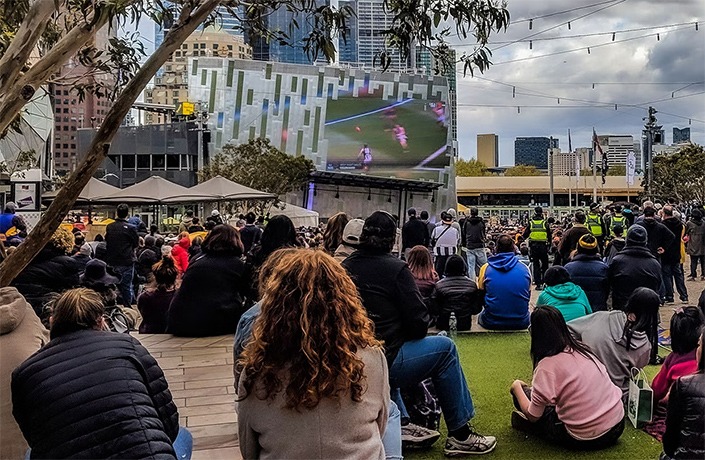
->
[478, 234, 531, 330]
[537, 266, 592, 322]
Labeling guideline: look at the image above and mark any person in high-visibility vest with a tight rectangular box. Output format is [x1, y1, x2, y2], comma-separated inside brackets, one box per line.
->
[522, 206, 551, 290]
[586, 203, 606, 252]
[607, 205, 629, 237]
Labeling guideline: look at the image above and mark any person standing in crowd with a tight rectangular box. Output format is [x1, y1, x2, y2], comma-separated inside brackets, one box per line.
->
[661, 205, 688, 303]
[662, 327, 705, 460]
[178, 209, 195, 233]
[463, 207, 487, 278]
[604, 225, 626, 264]
[240, 212, 263, 255]
[430, 212, 460, 277]
[685, 208, 705, 280]
[634, 206, 675, 258]
[105, 203, 139, 308]
[523, 207, 550, 290]
[407, 245, 439, 310]
[432, 255, 482, 331]
[0, 287, 49, 459]
[557, 211, 591, 265]
[608, 225, 662, 311]
[333, 218, 365, 262]
[586, 203, 607, 252]
[12, 288, 191, 459]
[510, 306, 624, 450]
[323, 212, 349, 255]
[568, 287, 659, 397]
[606, 205, 629, 237]
[537, 266, 592, 323]
[343, 211, 497, 455]
[187, 217, 204, 233]
[237, 250, 390, 460]
[168, 225, 248, 337]
[0, 201, 27, 246]
[207, 209, 224, 226]
[420, 210, 435, 250]
[564, 234, 609, 311]
[171, 231, 191, 276]
[138, 256, 179, 334]
[477, 234, 531, 331]
[402, 208, 429, 260]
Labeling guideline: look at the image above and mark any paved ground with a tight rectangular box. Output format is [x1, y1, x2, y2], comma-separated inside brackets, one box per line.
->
[135, 276, 705, 459]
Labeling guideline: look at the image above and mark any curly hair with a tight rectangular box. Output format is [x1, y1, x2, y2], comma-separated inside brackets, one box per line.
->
[239, 249, 381, 409]
[49, 227, 75, 254]
[322, 212, 349, 254]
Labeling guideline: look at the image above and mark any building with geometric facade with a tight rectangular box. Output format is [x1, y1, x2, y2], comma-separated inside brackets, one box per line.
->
[673, 127, 691, 144]
[514, 137, 558, 169]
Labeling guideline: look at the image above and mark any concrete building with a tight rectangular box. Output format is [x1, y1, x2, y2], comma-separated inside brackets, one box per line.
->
[350, 0, 410, 69]
[673, 127, 691, 144]
[550, 149, 590, 177]
[514, 137, 558, 169]
[595, 135, 639, 169]
[144, 28, 252, 124]
[476, 134, 499, 167]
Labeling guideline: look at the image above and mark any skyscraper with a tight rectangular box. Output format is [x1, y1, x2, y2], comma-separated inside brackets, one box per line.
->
[514, 137, 558, 169]
[476, 134, 498, 167]
[673, 127, 691, 144]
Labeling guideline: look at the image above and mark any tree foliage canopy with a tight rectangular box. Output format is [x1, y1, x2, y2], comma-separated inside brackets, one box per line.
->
[456, 158, 489, 176]
[643, 143, 705, 203]
[504, 164, 541, 176]
[199, 138, 314, 198]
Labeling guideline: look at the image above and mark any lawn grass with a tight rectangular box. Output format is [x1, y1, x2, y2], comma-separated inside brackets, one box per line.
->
[406, 333, 664, 460]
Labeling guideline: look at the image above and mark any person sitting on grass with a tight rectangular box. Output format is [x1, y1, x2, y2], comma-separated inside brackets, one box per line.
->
[567, 287, 659, 400]
[537, 266, 592, 323]
[661, 327, 705, 460]
[236, 249, 391, 460]
[510, 305, 625, 450]
[432, 255, 481, 331]
[645, 307, 705, 441]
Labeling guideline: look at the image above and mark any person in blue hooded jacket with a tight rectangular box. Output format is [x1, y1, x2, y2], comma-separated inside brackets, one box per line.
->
[537, 266, 592, 323]
[477, 234, 531, 330]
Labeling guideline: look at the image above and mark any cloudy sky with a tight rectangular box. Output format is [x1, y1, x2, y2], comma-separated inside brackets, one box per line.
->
[450, 0, 704, 164]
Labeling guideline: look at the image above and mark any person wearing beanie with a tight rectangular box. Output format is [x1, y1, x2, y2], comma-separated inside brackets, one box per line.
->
[557, 211, 591, 264]
[0, 201, 28, 246]
[537, 266, 592, 322]
[402, 207, 429, 259]
[564, 234, 609, 311]
[207, 209, 224, 226]
[522, 206, 551, 289]
[608, 225, 662, 311]
[432, 255, 482, 331]
[685, 208, 705, 280]
[343, 211, 497, 454]
[72, 243, 94, 274]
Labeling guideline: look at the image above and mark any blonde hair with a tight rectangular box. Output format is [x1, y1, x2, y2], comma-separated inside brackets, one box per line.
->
[50, 288, 104, 339]
[49, 227, 75, 254]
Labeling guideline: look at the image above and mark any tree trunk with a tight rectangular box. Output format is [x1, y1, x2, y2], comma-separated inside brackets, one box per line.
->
[0, 0, 222, 287]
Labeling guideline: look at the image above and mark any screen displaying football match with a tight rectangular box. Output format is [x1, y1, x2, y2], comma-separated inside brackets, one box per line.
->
[324, 87, 450, 179]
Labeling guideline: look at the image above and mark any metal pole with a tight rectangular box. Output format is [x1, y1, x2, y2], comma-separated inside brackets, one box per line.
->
[647, 129, 653, 200]
[549, 138, 554, 215]
[196, 102, 204, 172]
[568, 173, 572, 213]
[592, 143, 597, 203]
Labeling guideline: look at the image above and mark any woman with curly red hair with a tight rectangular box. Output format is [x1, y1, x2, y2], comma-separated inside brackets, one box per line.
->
[237, 249, 389, 459]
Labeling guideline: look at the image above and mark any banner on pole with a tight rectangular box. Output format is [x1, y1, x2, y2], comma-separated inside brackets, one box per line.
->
[627, 151, 636, 186]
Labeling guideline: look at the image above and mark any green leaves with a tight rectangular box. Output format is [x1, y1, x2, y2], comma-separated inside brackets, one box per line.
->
[644, 143, 705, 203]
[456, 158, 489, 176]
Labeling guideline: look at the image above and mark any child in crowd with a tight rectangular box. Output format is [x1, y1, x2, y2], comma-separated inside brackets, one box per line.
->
[568, 287, 659, 399]
[645, 307, 705, 440]
[537, 266, 592, 323]
[432, 255, 481, 331]
[510, 306, 624, 450]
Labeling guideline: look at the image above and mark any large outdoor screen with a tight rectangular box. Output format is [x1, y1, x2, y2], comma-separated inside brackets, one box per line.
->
[324, 87, 449, 180]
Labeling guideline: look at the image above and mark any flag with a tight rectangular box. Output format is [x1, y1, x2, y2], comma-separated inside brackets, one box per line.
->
[626, 151, 636, 186]
[568, 129, 573, 153]
[593, 128, 607, 184]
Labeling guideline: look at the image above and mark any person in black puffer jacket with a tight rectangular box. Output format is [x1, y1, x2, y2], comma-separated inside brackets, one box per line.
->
[432, 255, 482, 331]
[564, 234, 609, 311]
[11, 227, 81, 315]
[662, 327, 705, 460]
[11, 288, 188, 459]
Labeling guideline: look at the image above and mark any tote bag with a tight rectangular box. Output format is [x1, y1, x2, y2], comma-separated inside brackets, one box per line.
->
[627, 368, 653, 428]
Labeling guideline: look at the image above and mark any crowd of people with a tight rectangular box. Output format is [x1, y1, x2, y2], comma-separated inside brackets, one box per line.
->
[1, 200, 704, 459]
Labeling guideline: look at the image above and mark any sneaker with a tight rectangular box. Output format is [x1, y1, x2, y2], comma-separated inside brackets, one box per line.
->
[444, 429, 497, 456]
[401, 423, 441, 449]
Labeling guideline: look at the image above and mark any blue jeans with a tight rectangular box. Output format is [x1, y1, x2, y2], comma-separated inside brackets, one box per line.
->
[389, 336, 475, 432]
[174, 426, 193, 460]
[383, 401, 403, 460]
[113, 264, 135, 308]
[466, 248, 487, 278]
[662, 263, 688, 301]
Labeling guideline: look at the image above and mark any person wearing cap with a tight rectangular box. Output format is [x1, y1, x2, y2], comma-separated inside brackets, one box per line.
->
[522, 206, 551, 289]
[608, 225, 662, 311]
[334, 218, 365, 262]
[605, 205, 629, 237]
[431, 212, 461, 277]
[402, 208, 429, 260]
[0, 202, 27, 246]
[564, 234, 609, 312]
[634, 206, 675, 259]
[557, 211, 591, 265]
[343, 211, 497, 455]
[660, 205, 689, 303]
[463, 207, 488, 278]
[207, 209, 224, 226]
[586, 203, 607, 251]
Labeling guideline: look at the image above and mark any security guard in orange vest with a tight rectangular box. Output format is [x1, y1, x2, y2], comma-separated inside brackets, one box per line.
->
[522, 206, 551, 290]
[586, 202, 607, 252]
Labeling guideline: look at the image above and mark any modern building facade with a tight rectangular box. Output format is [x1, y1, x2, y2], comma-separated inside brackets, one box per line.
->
[673, 127, 691, 144]
[514, 137, 558, 169]
[596, 134, 639, 169]
[476, 134, 499, 167]
[550, 149, 590, 177]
